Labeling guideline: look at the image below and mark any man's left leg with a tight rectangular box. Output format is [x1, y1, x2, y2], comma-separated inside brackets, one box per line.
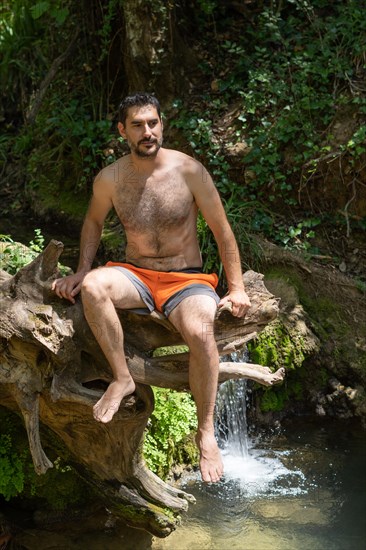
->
[168, 294, 223, 483]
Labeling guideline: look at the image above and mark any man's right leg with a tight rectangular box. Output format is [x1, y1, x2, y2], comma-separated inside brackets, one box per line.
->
[81, 267, 147, 423]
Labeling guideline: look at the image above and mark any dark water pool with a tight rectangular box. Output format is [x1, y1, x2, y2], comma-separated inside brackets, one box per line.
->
[8, 416, 366, 550]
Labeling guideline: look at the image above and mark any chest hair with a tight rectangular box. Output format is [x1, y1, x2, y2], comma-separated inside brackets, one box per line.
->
[114, 173, 193, 234]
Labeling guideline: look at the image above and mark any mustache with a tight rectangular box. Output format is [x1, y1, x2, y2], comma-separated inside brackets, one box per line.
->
[138, 138, 157, 145]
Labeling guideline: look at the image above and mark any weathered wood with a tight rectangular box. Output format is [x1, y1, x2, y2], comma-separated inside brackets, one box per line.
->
[0, 240, 281, 536]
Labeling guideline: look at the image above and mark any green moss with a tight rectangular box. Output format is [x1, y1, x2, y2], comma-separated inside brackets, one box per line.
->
[113, 502, 179, 528]
[153, 345, 189, 357]
[27, 177, 89, 224]
[264, 267, 349, 339]
[173, 433, 199, 467]
[247, 309, 313, 413]
[248, 318, 306, 372]
[260, 370, 317, 413]
[0, 407, 92, 510]
[260, 389, 288, 412]
[264, 267, 366, 386]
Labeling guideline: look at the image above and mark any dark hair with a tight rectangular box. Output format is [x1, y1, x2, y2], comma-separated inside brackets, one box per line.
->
[118, 92, 161, 125]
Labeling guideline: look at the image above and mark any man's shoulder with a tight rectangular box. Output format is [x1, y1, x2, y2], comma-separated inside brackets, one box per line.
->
[163, 148, 202, 172]
[95, 155, 131, 184]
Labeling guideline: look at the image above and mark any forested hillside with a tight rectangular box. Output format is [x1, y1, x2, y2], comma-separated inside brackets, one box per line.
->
[0, 0, 365, 530]
[1, 0, 365, 266]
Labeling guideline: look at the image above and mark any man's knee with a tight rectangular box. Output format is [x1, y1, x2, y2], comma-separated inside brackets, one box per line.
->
[169, 295, 217, 345]
[184, 317, 216, 349]
[81, 270, 106, 302]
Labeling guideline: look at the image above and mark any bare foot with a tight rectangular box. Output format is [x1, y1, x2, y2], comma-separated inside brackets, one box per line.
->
[93, 377, 136, 423]
[195, 431, 224, 483]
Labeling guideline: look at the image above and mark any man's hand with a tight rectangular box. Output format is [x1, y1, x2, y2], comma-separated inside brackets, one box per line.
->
[218, 289, 251, 318]
[52, 271, 88, 304]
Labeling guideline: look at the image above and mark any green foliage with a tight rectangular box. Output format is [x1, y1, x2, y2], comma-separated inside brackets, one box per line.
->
[0, 0, 71, 109]
[143, 387, 197, 479]
[171, 101, 234, 196]
[0, 0, 119, 208]
[0, 229, 70, 275]
[27, 98, 116, 194]
[0, 408, 92, 510]
[198, 193, 261, 278]
[0, 434, 27, 500]
[196, 0, 218, 16]
[172, 0, 365, 243]
[228, 1, 365, 204]
[2, 0, 364, 267]
[30, 1, 69, 25]
[253, 214, 322, 252]
[0, 228, 45, 274]
[0, 409, 40, 501]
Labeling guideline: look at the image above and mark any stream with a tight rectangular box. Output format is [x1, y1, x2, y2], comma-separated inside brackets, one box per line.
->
[9, 381, 366, 550]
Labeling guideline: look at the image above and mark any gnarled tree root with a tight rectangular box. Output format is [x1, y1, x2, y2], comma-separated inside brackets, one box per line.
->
[0, 240, 282, 536]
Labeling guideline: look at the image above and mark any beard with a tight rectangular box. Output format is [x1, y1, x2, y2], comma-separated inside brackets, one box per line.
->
[128, 137, 163, 158]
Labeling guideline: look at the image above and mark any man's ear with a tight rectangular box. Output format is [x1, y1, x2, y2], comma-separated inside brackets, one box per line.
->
[117, 122, 126, 138]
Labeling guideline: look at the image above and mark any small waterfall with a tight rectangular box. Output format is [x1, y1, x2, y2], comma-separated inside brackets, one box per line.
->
[215, 351, 306, 495]
[215, 378, 249, 458]
[215, 350, 249, 458]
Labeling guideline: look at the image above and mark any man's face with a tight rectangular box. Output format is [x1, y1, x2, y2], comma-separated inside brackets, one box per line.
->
[118, 105, 163, 158]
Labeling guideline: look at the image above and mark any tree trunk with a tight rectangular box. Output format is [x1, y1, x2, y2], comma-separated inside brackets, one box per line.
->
[0, 240, 282, 536]
[120, 0, 190, 103]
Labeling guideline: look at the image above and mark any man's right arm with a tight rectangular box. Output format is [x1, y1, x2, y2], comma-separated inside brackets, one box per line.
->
[52, 172, 114, 303]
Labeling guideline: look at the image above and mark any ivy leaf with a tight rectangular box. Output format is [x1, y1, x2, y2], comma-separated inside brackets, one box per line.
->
[50, 7, 69, 25]
[30, 2, 50, 20]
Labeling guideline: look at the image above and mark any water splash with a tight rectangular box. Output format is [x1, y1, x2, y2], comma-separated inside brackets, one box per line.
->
[215, 353, 306, 497]
[215, 378, 249, 457]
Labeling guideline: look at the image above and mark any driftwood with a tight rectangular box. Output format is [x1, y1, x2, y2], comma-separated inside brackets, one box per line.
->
[0, 240, 281, 537]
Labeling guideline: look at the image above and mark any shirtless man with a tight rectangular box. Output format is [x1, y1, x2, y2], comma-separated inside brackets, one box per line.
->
[52, 92, 251, 483]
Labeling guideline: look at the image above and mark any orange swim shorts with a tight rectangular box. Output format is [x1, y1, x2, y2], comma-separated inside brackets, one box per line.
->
[106, 262, 219, 317]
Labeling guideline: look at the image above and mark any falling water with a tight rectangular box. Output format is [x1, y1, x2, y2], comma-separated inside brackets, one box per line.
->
[215, 350, 250, 458]
[215, 351, 306, 496]
[215, 377, 249, 458]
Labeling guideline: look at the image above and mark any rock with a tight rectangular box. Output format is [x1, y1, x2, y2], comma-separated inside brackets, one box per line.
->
[226, 141, 251, 158]
[338, 261, 347, 273]
[316, 403, 326, 416]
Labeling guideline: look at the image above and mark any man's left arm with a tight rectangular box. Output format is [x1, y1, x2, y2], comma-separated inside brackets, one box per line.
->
[212, 221, 251, 317]
[187, 162, 251, 317]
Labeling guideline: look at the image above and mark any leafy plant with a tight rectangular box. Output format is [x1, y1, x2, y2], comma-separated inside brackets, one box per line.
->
[0, 434, 27, 500]
[0, 408, 92, 509]
[28, 98, 116, 192]
[0, 230, 71, 275]
[0, 231, 44, 274]
[143, 387, 197, 478]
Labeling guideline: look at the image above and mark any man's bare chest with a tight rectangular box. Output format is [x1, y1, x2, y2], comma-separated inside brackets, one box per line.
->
[113, 175, 194, 232]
